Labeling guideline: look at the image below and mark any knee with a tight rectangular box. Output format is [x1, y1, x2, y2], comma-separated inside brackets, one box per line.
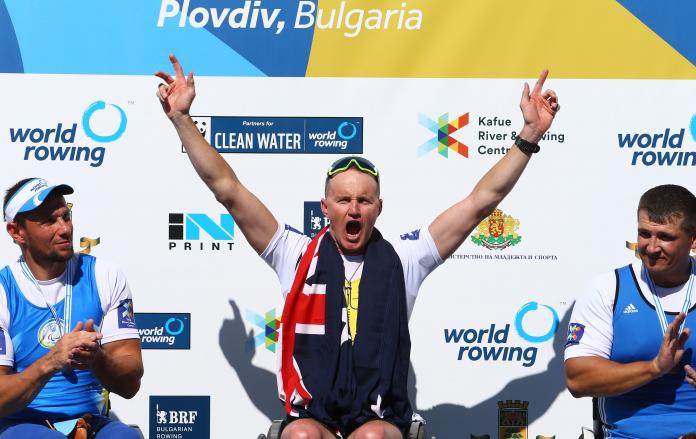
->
[119, 428, 143, 439]
[94, 421, 142, 439]
[281, 422, 323, 439]
[353, 423, 390, 439]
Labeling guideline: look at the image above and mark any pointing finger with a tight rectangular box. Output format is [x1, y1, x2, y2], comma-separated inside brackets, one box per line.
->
[533, 69, 549, 94]
[170, 54, 185, 79]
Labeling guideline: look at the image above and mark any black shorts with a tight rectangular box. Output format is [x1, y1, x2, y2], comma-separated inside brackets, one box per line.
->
[281, 416, 409, 439]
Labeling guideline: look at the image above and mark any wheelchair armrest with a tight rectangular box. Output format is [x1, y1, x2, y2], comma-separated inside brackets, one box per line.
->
[408, 420, 424, 439]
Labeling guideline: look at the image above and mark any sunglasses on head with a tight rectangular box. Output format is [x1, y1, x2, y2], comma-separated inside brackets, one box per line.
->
[326, 156, 379, 178]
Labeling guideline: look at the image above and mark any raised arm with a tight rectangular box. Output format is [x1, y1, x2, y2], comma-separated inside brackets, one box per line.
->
[155, 54, 278, 254]
[428, 69, 560, 260]
[565, 313, 690, 397]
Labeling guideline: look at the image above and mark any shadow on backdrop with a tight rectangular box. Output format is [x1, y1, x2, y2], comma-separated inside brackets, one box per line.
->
[219, 299, 284, 421]
[220, 299, 573, 438]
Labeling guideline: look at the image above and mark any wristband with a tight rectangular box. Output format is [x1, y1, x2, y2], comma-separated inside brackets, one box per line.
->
[514, 136, 540, 154]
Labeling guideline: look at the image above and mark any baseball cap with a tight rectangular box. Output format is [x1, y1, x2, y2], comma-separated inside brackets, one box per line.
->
[4, 178, 74, 222]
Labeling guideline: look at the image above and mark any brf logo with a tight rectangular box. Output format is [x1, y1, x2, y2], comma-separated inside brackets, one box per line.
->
[150, 396, 210, 439]
[156, 404, 198, 424]
[304, 201, 329, 238]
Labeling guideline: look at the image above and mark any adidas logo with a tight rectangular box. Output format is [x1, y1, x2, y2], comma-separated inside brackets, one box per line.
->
[623, 304, 639, 314]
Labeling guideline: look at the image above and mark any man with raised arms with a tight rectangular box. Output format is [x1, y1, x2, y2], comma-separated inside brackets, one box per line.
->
[565, 185, 696, 438]
[156, 55, 560, 439]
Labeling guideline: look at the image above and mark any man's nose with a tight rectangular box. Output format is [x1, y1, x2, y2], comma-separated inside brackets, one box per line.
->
[645, 237, 661, 255]
[348, 200, 360, 215]
[56, 217, 71, 234]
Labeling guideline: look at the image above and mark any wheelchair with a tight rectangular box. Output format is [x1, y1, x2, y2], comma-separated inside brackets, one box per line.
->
[258, 419, 425, 439]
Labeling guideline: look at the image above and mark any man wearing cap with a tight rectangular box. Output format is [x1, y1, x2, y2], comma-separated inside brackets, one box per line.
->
[0, 178, 144, 438]
[156, 55, 560, 439]
[565, 185, 696, 438]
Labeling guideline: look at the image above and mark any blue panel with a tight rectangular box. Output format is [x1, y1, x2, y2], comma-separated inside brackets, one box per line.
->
[0, 0, 23, 73]
[4, 0, 265, 76]
[192, 0, 316, 76]
[617, 0, 696, 66]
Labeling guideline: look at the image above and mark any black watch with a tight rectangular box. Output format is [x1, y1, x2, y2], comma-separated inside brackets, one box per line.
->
[514, 136, 540, 154]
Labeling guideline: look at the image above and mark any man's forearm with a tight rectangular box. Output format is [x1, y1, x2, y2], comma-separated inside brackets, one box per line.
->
[565, 356, 661, 398]
[470, 132, 534, 214]
[91, 351, 143, 399]
[0, 355, 60, 417]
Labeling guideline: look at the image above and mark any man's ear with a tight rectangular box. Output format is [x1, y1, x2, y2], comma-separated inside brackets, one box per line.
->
[320, 198, 329, 217]
[6, 222, 25, 245]
[378, 198, 383, 216]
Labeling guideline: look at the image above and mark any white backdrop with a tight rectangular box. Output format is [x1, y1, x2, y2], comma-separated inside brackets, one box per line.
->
[1, 73, 694, 437]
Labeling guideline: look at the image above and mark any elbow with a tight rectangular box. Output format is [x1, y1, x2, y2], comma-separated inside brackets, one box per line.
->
[565, 376, 589, 398]
[210, 179, 239, 209]
[116, 365, 144, 400]
[116, 378, 142, 400]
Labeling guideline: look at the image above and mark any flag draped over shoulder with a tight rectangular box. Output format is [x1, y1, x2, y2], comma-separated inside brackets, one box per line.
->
[277, 227, 413, 435]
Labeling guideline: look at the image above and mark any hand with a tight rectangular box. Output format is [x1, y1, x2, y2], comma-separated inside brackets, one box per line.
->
[219, 300, 256, 367]
[68, 319, 105, 370]
[47, 321, 102, 372]
[155, 54, 196, 122]
[519, 69, 560, 143]
[652, 312, 690, 377]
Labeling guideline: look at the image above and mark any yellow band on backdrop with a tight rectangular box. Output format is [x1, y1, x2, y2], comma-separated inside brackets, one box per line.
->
[306, 0, 696, 78]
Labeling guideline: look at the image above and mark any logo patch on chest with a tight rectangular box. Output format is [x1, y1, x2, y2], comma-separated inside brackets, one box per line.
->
[37, 318, 64, 348]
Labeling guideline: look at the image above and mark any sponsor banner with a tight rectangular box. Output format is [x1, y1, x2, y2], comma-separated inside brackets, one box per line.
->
[191, 116, 362, 154]
[136, 313, 191, 349]
[450, 209, 559, 262]
[150, 396, 210, 439]
[304, 201, 328, 238]
[418, 112, 566, 160]
[168, 213, 235, 251]
[7, 101, 127, 168]
[443, 302, 559, 368]
[616, 114, 696, 167]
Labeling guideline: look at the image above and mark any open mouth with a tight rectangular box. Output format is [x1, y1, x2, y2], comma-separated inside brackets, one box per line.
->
[346, 220, 362, 237]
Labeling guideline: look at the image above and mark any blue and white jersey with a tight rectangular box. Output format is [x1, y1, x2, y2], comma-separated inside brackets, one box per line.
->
[0, 254, 138, 422]
[566, 262, 696, 438]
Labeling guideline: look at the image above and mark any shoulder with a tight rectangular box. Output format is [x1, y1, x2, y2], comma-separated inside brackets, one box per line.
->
[389, 226, 443, 265]
[91, 256, 125, 278]
[573, 268, 621, 318]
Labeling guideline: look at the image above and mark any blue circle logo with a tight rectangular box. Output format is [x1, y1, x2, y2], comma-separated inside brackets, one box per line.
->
[165, 318, 185, 336]
[690, 113, 696, 143]
[82, 101, 127, 143]
[337, 122, 357, 141]
[514, 301, 559, 343]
